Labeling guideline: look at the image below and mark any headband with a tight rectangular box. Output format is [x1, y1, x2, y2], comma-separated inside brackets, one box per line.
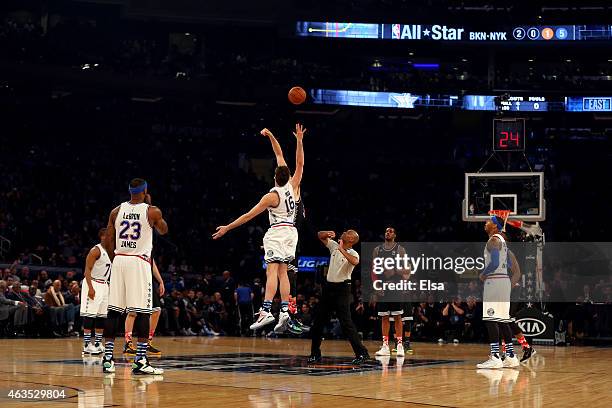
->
[491, 215, 504, 231]
[128, 182, 147, 194]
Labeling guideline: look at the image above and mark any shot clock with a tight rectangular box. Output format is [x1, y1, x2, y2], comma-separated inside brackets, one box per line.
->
[493, 118, 525, 152]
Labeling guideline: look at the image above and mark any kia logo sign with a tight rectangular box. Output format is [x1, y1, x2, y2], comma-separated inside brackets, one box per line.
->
[517, 318, 546, 337]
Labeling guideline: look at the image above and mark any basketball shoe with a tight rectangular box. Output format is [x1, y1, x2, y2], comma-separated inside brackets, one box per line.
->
[477, 354, 503, 369]
[250, 310, 275, 330]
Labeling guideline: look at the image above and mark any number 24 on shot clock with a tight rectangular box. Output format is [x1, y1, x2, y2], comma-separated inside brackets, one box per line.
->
[493, 118, 525, 152]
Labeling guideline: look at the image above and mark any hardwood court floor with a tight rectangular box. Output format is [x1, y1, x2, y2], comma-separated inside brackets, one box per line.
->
[0, 337, 611, 407]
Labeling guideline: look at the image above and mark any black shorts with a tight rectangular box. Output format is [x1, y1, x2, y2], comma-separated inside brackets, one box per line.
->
[399, 302, 414, 321]
[152, 282, 161, 311]
[377, 302, 403, 317]
[288, 257, 298, 273]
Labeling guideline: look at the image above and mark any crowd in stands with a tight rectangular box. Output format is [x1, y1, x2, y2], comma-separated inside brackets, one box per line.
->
[2, 260, 611, 344]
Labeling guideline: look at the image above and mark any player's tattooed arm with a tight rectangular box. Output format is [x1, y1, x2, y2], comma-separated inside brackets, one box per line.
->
[398, 245, 412, 279]
[148, 206, 168, 235]
[261, 128, 287, 167]
[508, 250, 521, 286]
[213, 192, 278, 239]
[291, 123, 306, 192]
[84, 246, 101, 300]
[105, 206, 120, 260]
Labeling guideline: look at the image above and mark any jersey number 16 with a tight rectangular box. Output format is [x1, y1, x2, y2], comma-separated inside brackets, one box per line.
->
[285, 196, 295, 214]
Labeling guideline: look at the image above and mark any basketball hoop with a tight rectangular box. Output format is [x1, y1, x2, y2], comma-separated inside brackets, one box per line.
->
[489, 209, 542, 237]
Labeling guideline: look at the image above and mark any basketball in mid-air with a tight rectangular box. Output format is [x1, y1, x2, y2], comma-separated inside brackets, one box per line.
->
[288, 86, 307, 105]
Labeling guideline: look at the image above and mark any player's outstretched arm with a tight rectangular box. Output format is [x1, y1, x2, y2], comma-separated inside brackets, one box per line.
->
[105, 206, 120, 260]
[261, 128, 287, 167]
[213, 192, 278, 240]
[84, 246, 101, 300]
[148, 206, 169, 235]
[290, 123, 306, 191]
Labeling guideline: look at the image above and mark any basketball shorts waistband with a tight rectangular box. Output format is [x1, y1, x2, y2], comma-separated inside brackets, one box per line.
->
[114, 253, 152, 264]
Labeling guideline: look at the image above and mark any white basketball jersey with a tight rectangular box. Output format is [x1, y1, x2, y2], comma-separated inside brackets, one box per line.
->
[115, 202, 153, 258]
[91, 244, 112, 282]
[268, 183, 296, 227]
[483, 233, 508, 276]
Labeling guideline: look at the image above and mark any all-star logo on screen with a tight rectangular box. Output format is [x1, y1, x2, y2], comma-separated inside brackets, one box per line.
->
[390, 93, 419, 108]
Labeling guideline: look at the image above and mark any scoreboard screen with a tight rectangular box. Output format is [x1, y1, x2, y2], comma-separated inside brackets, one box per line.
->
[499, 96, 548, 112]
[493, 119, 526, 152]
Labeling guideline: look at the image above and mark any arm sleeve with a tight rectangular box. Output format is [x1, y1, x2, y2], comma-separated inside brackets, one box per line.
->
[482, 249, 500, 276]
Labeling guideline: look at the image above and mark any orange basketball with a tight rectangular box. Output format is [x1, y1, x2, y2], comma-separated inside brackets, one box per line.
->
[288, 86, 307, 105]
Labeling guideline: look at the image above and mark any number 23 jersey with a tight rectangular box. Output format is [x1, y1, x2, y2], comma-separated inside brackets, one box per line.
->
[115, 202, 153, 258]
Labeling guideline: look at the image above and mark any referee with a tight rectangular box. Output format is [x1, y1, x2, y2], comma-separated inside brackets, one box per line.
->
[308, 229, 370, 365]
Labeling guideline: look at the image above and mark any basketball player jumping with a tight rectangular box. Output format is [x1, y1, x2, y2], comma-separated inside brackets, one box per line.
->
[213, 124, 305, 333]
[102, 178, 168, 375]
[374, 227, 408, 358]
[477, 215, 519, 369]
[81, 228, 112, 355]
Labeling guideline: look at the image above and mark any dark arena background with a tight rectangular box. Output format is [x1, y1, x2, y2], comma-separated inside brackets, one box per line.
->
[1, 1, 612, 407]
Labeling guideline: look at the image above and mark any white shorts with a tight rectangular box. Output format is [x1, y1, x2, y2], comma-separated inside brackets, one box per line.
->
[108, 255, 153, 314]
[263, 226, 298, 264]
[482, 276, 511, 322]
[80, 280, 109, 318]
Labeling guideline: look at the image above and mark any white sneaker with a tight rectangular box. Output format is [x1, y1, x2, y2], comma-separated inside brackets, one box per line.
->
[396, 343, 405, 357]
[375, 343, 391, 356]
[250, 310, 275, 330]
[502, 355, 519, 368]
[477, 354, 503, 369]
[87, 343, 103, 355]
[274, 311, 290, 333]
[85, 343, 99, 354]
[132, 357, 164, 375]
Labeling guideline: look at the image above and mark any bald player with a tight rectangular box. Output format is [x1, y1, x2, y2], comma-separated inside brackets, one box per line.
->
[308, 229, 370, 365]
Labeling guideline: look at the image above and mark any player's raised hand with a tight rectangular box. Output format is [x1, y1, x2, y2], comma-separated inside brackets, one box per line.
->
[293, 123, 306, 140]
[260, 128, 274, 138]
[328, 231, 336, 239]
[212, 225, 229, 240]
